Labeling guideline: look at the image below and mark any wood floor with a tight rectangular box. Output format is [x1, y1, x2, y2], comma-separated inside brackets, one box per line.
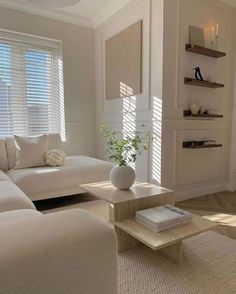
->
[176, 191, 236, 240]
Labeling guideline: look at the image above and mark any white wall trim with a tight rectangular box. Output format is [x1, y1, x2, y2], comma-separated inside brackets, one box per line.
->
[175, 183, 226, 202]
[0, 0, 93, 28]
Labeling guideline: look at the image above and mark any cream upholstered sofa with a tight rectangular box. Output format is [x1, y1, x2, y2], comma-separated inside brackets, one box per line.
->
[0, 134, 114, 201]
[0, 169, 117, 294]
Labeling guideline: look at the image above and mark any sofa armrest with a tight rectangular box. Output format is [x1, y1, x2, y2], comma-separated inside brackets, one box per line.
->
[0, 209, 117, 294]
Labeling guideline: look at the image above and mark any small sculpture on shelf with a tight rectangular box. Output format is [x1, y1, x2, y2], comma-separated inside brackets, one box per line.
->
[193, 66, 204, 81]
[203, 109, 218, 116]
[190, 102, 200, 115]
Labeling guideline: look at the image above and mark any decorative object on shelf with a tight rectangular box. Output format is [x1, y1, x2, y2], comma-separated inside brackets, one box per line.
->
[203, 109, 218, 115]
[193, 66, 204, 81]
[189, 26, 205, 47]
[211, 24, 219, 50]
[183, 141, 222, 149]
[203, 140, 216, 146]
[100, 125, 151, 190]
[211, 25, 215, 49]
[215, 23, 219, 50]
[190, 102, 200, 115]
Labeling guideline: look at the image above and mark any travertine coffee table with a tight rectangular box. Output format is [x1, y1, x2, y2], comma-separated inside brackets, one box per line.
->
[81, 181, 217, 264]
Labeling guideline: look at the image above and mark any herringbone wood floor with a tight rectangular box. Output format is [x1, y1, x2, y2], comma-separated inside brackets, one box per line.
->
[177, 191, 236, 239]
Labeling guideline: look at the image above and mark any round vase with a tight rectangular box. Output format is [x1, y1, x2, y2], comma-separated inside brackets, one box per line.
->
[110, 165, 135, 190]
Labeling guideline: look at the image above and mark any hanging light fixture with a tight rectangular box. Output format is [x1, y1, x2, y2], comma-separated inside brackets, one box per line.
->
[25, 0, 82, 8]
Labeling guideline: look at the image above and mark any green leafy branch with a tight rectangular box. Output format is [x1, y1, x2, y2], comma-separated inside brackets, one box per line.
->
[100, 125, 152, 166]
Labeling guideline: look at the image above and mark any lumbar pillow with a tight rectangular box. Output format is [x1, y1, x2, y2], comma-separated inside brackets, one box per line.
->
[14, 134, 47, 169]
[45, 149, 65, 167]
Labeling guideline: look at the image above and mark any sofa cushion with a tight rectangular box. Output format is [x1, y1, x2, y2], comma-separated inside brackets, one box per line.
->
[7, 155, 114, 199]
[0, 139, 8, 172]
[0, 209, 42, 224]
[0, 181, 36, 212]
[0, 170, 11, 182]
[5, 137, 17, 170]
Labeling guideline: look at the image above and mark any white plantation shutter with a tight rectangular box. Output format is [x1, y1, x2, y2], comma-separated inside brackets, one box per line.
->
[0, 30, 65, 139]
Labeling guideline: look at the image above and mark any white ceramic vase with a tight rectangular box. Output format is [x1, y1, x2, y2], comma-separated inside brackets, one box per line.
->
[110, 165, 135, 190]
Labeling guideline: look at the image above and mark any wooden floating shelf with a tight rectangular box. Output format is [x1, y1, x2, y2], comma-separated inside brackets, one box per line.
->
[184, 77, 224, 88]
[183, 141, 222, 149]
[185, 44, 226, 58]
[183, 110, 223, 118]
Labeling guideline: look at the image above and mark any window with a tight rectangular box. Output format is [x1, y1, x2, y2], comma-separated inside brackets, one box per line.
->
[0, 30, 65, 139]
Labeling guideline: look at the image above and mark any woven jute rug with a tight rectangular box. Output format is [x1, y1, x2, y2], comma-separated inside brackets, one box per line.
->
[118, 232, 236, 294]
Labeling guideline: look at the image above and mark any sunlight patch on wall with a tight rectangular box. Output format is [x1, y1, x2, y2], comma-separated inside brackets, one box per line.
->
[121, 82, 136, 169]
[152, 96, 162, 184]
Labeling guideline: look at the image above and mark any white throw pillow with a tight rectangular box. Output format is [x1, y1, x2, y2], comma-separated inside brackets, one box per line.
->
[46, 133, 63, 152]
[0, 139, 8, 172]
[45, 149, 65, 167]
[5, 137, 17, 170]
[14, 134, 47, 169]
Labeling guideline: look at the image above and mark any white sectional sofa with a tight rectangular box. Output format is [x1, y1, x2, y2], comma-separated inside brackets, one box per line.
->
[0, 134, 114, 200]
[0, 169, 117, 294]
[0, 134, 117, 293]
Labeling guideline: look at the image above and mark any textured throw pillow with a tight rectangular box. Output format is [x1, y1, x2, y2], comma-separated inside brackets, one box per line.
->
[14, 134, 47, 169]
[45, 149, 65, 167]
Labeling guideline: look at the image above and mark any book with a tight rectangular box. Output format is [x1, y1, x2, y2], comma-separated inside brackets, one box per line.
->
[136, 216, 192, 232]
[135, 204, 192, 232]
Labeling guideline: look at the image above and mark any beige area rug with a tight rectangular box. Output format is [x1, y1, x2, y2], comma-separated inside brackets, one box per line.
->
[118, 231, 236, 294]
[40, 200, 236, 293]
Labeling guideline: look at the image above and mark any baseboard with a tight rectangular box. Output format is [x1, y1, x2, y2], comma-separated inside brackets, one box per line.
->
[175, 183, 226, 202]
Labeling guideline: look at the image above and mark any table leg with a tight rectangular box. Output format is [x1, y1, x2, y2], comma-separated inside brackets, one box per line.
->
[158, 241, 183, 264]
[115, 226, 142, 253]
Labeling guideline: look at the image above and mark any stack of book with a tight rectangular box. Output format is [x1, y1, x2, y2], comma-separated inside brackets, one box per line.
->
[135, 204, 192, 232]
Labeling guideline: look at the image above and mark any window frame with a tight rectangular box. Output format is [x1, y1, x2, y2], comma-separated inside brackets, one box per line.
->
[0, 29, 65, 140]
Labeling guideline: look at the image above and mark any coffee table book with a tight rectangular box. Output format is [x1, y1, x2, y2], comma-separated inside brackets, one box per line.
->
[135, 205, 192, 232]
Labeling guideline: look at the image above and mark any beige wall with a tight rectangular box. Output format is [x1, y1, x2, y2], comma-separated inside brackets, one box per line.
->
[0, 6, 95, 155]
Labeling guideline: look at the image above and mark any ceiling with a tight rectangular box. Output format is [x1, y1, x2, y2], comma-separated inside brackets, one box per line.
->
[0, 0, 235, 28]
[0, 0, 132, 28]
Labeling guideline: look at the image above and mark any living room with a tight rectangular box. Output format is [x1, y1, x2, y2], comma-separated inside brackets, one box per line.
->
[0, 0, 235, 293]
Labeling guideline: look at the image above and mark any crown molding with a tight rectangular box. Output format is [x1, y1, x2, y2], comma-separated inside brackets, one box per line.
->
[0, 0, 93, 28]
[92, 0, 132, 28]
